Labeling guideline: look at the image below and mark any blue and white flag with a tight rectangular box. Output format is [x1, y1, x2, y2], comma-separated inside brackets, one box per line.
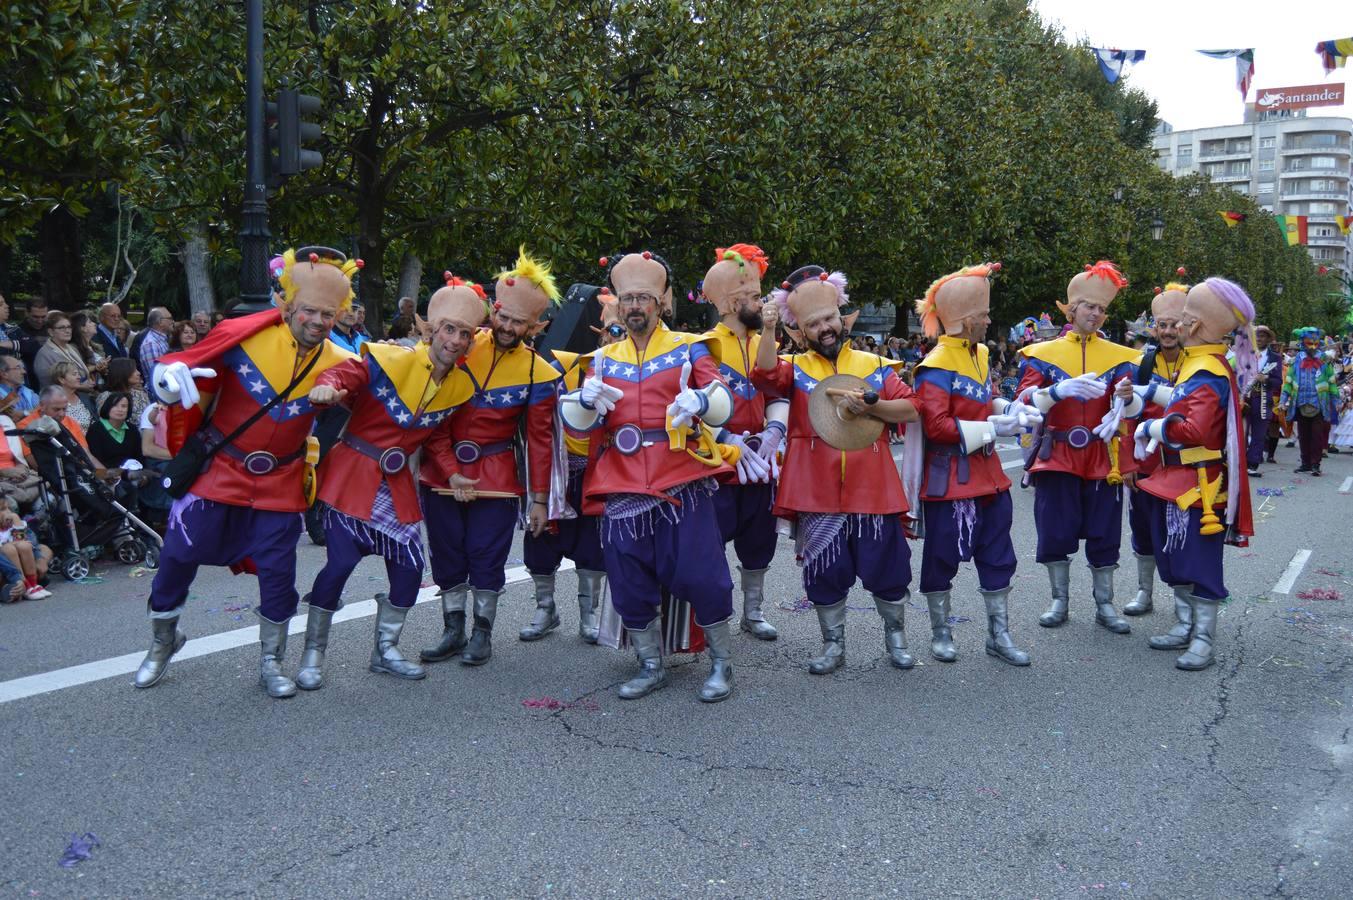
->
[1198, 49, 1255, 98]
[1091, 48, 1146, 84]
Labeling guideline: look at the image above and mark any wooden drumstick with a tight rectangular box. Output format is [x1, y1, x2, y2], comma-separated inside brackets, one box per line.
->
[431, 488, 520, 499]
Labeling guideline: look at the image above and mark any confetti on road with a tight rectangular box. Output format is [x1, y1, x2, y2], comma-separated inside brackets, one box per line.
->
[946, 615, 972, 625]
[1256, 487, 1284, 496]
[224, 604, 249, 612]
[775, 597, 813, 612]
[127, 568, 148, 578]
[1297, 587, 1343, 601]
[1315, 567, 1344, 576]
[522, 697, 600, 711]
[58, 832, 100, 868]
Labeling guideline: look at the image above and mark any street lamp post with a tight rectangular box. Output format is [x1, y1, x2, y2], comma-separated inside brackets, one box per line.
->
[236, 0, 271, 317]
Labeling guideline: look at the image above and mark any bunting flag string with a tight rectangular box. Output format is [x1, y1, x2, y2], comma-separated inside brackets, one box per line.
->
[1316, 38, 1353, 74]
[1197, 49, 1256, 99]
[1090, 48, 1146, 84]
[1275, 214, 1309, 246]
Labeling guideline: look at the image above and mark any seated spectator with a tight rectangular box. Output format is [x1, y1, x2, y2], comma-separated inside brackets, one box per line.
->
[114, 320, 133, 351]
[88, 392, 145, 510]
[35, 312, 96, 393]
[95, 302, 129, 359]
[170, 319, 198, 351]
[49, 361, 96, 432]
[191, 310, 212, 339]
[0, 413, 42, 512]
[18, 386, 102, 472]
[0, 509, 51, 600]
[0, 550, 23, 602]
[71, 311, 108, 379]
[99, 357, 152, 425]
[137, 402, 172, 524]
[0, 354, 39, 416]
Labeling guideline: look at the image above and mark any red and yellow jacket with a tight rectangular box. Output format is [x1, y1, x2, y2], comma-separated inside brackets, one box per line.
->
[420, 330, 559, 496]
[1132, 348, 1184, 478]
[156, 309, 354, 513]
[752, 343, 911, 517]
[315, 343, 474, 524]
[913, 336, 1010, 500]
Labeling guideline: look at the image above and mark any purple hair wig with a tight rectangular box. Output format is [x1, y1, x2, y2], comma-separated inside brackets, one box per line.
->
[1204, 277, 1258, 395]
[769, 270, 850, 327]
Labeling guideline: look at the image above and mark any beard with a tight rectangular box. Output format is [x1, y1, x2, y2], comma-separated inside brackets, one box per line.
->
[625, 310, 652, 335]
[492, 327, 523, 350]
[737, 307, 764, 331]
[809, 328, 842, 359]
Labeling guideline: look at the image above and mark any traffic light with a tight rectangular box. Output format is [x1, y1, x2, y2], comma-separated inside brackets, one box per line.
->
[266, 88, 323, 180]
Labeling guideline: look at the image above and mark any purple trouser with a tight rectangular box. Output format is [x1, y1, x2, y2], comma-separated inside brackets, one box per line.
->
[803, 514, 911, 606]
[149, 498, 301, 623]
[1297, 413, 1324, 469]
[420, 487, 517, 592]
[919, 492, 1015, 593]
[308, 517, 423, 611]
[523, 463, 604, 574]
[602, 488, 733, 629]
[713, 481, 778, 570]
[1245, 395, 1273, 467]
[1032, 471, 1123, 567]
[1149, 502, 1226, 601]
[1127, 486, 1158, 556]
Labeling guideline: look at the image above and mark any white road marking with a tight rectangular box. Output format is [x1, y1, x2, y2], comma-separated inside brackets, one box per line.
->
[1272, 549, 1312, 595]
[0, 561, 572, 705]
[1339, 476, 1352, 494]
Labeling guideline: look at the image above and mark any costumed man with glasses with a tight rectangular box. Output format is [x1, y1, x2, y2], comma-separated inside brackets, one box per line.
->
[296, 275, 480, 688]
[752, 266, 920, 676]
[1130, 278, 1256, 670]
[911, 263, 1040, 667]
[560, 250, 746, 703]
[1017, 260, 1138, 636]
[134, 248, 359, 697]
[419, 248, 562, 668]
[699, 244, 788, 641]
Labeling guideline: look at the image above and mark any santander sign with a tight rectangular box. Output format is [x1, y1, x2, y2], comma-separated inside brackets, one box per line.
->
[1254, 83, 1345, 111]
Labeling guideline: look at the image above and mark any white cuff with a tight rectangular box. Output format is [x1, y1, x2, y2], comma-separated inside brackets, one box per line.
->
[1120, 392, 1144, 418]
[957, 420, 995, 455]
[1032, 388, 1056, 414]
[700, 381, 734, 427]
[560, 392, 601, 431]
[150, 363, 181, 405]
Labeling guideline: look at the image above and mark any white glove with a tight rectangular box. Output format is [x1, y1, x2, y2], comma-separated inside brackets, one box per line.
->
[987, 397, 1042, 435]
[723, 431, 772, 484]
[754, 423, 785, 479]
[153, 361, 217, 409]
[987, 414, 1027, 437]
[1052, 372, 1107, 402]
[1133, 419, 1159, 461]
[1093, 397, 1125, 442]
[579, 372, 624, 416]
[666, 361, 705, 429]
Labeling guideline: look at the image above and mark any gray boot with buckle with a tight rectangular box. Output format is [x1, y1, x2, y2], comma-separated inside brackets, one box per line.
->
[1176, 596, 1218, 671]
[1090, 564, 1131, 634]
[808, 600, 847, 674]
[1039, 559, 1072, 627]
[618, 619, 667, 699]
[699, 619, 735, 703]
[369, 594, 427, 680]
[738, 566, 778, 640]
[924, 590, 957, 661]
[1149, 584, 1195, 651]
[420, 583, 469, 663]
[296, 599, 336, 691]
[134, 615, 187, 689]
[576, 569, 604, 644]
[519, 571, 561, 641]
[256, 613, 297, 699]
[1123, 553, 1155, 616]
[875, 593, 916, 670]
[981, 587, 1030, 666]
[461, 588, 500, 666]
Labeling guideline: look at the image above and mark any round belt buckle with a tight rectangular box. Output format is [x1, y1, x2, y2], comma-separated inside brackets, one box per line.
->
[379, 447, 408, 475]
[453, 441, 481, 464]
[1066, 426, 1092, 449]
[743, 435, 762, 452]
[613, 424, 644, 456]
[243, 451, 279, 475]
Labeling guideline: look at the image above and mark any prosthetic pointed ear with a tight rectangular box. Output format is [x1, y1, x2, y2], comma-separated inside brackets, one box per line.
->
[783, 325, 803, 345]
[589, 325, 603, 336]
[843, 310, 861, 333]
[528, 318, 550, 337]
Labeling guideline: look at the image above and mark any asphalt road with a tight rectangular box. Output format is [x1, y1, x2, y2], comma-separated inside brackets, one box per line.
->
[1, 442, 1350, 898]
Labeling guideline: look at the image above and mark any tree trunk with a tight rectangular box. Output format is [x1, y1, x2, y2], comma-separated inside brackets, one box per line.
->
[182, 221, 217, 314]
[396, 252, 422, 312]
[38, 205, 85, 310]
[357, 203, 387, 340]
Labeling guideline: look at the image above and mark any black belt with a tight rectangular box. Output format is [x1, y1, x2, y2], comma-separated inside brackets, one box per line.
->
[203, 424, 304, 476]
[341, 433, 409, 474]
[1036, 425, 1094, 460]
[452, 439, 514, 464]
[925, 445, 970, 497]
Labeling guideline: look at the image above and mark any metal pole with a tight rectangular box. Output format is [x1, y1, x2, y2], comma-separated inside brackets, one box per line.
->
[235, 0, 271, 317]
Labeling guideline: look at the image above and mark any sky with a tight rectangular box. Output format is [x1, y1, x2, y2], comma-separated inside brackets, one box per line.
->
[1030, 0, 1353, 131]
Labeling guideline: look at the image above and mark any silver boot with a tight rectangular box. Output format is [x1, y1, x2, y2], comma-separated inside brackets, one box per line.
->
[618, 619, 667, 699]
[296, 604, 336, 691]
[256, 613, 297, 699]
[1123, 553, 1156, 616]
[924, 590, 957, 662]
[981, 587, 1030, 666]
[875, 593, 916, 670]
[134, 615, 186, 689]
[1149, 584, 1195, 651]
[519, 572, 561, 642]
[576, 568, 604, 644]
[1090, 564, 1131, 634]
[738, 566, 778, 640]
[1176, 597, 1217, 671]
[369, 594, 427, 680]
[420, 583, 469, 663]
[808, 600, 847, 674]
[699, 619, 735, 703]
[1039, 560, 1071, 627]
[460, 589, 499, 666]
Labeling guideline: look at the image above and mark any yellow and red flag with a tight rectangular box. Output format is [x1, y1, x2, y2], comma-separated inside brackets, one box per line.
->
[1336, 214, 1352, 236]
[1274, 214, 1308, 246]
[1218, 211, 1246, 228]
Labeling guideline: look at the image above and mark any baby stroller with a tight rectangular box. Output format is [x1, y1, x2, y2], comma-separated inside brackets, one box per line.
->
[8, 418, 163, 581]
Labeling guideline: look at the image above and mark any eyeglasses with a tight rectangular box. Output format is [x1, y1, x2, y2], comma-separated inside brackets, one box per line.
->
[617, 293, 658, 308]
[51, 324, 72, 331]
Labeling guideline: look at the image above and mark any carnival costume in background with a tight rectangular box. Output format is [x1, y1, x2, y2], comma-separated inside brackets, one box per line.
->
[1133, 278, 1256, 670]
[752, 266, 921, 675]
[912, 263, 1039, 666]
[298, 278, 479, 688]
[420, 249, 562, 668]
[135, 248, 357, 697]
[1017, 261, 1137, 635]
[1244, 325, 1283, 477]
[1280, 326, 1338, 476]
[561, 251, 740, 703]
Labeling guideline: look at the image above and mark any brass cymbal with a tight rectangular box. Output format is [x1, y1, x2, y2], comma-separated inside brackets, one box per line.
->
[807, 373, 885, 451]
